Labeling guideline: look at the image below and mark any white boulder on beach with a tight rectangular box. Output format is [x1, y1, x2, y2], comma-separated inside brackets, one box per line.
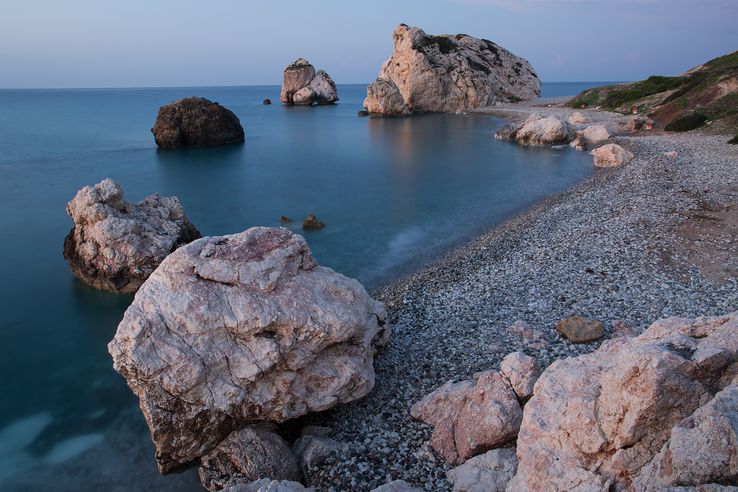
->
[108, 227, 389, 473]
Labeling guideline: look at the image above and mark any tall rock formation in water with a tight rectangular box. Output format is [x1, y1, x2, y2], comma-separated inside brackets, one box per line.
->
[280, 59, 339, 106]
[363, 25, 540, 115]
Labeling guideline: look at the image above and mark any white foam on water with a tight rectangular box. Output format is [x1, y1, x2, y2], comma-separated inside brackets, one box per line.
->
[42, 434, 104, 465]
[0, 412, 53, 456]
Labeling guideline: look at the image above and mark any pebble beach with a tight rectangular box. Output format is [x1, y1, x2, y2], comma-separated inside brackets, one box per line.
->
[306, 101, 738, 491]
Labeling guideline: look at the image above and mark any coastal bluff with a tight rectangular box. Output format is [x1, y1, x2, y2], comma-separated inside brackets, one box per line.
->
[364, 24, 540, 115]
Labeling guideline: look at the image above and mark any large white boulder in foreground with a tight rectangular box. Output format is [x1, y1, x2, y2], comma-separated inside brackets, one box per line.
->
[364, 24, 540, 115]
[108, 227, 388, 472]
[508, 312, 738, 491]
[63, 178, 200, 293]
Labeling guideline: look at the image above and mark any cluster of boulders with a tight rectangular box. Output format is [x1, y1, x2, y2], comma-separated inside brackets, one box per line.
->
[495, 112, 644, 168]
[280, 59, 339, 106]
[107, 226, 389, 489]
[363, 25, 540, 116]
[63, 179, 200, 293]
[410, 311, 738, 491]
[151, 97, 245, 149]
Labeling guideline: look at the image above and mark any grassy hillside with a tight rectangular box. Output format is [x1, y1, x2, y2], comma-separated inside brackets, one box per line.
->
[568, 51, 738, 142]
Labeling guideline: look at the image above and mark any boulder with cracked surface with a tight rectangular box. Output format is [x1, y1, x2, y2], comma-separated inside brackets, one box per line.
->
[63, 178, 200, 293]
[198, 424, 300, 491]
[365, 24, 540, 115]
[507, 312, 738, 491]
[499, 352, 540, 400]
[364, 79, 408, 116]
[447, 448, 518, 492]
[108, 227, 388, 472]
[410, 370, 522, 464]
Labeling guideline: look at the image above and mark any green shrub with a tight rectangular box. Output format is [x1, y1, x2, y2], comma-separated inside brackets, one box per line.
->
[665, 113, 708, 132]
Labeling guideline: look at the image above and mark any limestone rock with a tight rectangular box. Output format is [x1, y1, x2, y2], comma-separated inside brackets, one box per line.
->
[365, 25, 540, 115]
[370, 480, 422, 492]
[507, 320, 549, 349]
[556, 315, 604, 343]
[568, 111, 590, 125]
[108, 227, 388, 472]
[499, 352, 541, 400]
[634, 384, 738, 490]
[611, 320, 638, 338]
[151, 97, 244, 149]
[198, 424, 300, 491]
[570, 124, 610, 151]
[222, 480, 312, 492]
[514, 115, 573, 146]
[592, 143, 635, 168]
[281, 60, 338, 106]
[63, 178, 200, 293]
[447, 448, 518, 492]
[494, 124, 518, 141]
[292, 426, 341, 472]
[410, 371, 522, 464]
[508, 312, 738, 491]
[364, 79, 408, 116]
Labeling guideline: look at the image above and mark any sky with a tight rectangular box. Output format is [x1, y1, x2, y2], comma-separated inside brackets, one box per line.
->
[0, 0, 736, 88]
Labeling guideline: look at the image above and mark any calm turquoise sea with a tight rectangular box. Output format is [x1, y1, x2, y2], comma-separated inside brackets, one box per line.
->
[0, 82, 605, 490]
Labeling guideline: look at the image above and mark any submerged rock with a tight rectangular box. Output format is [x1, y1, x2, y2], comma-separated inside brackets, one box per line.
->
[364, 25, 540, 115]
[280, 59, 338, 106]
[508, 312, 738, 491]
[302, 215, 325, 230]
[592, 143, 635, 168]
[151, 97, 244, 148]
[410, 370, 522, 464]
[63, 178, 200, 293]
[108, 227, 388, 472]
[198, 424, 300, 491]
[263, 98, 272, 105]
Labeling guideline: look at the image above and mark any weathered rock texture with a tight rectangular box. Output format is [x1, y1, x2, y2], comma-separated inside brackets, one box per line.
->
[513, 115, 573, 146]
[499, 352, 540, 400]
[198, 424, 300, 491]
[292, 425, 341, 472]
[63, 178, 200, 293]
[447, 448, 518, 492]
[280, 59, 338, 106]
[364, 25, 540, 115]
[508, 312, 738, 491]
[555, 315, 605, 343]
[364, 79, 408, 116]
[108, 227, 388, 472]
[410, 371, 522, 464]
[151, 97, 244, 148]
[592, 143, 635, 168]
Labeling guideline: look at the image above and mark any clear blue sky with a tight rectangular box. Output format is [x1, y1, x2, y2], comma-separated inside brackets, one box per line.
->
[1, 0, 736, 88]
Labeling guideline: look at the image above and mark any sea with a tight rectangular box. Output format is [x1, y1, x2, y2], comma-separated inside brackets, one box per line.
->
[0, 81, 612, 491]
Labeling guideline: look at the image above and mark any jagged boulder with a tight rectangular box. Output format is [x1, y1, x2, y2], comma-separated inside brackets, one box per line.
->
[63, 178, 200, 293]
[364, 25, 540, 115]
[508, 312, 738, 491]
[198, 424, 300, 491]
[151, 97, 244, 148]
[447, 448, 518, 492]
[499, 352, 540, 400]
[410, 371, 522, 464]
[108, 227, 388, 472]
[281, 59, 338, 106]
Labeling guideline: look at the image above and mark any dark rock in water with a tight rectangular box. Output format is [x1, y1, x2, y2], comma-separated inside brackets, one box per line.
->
[302, 215, 325, 230]
[494, 124, 518, 141]
[198, 424, 300, 490]
[280, 215, 293, 223]
[151, 97, 245, 149]
[263, 98, 272, 105]
[357, 110, 370, 117]
[63, 178, 200, 293]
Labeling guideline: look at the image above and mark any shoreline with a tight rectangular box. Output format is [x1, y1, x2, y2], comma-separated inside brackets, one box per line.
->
[308, 100, 738, 490]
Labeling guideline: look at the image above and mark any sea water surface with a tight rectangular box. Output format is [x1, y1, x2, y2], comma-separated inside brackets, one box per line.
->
[0, 83, 602, 490]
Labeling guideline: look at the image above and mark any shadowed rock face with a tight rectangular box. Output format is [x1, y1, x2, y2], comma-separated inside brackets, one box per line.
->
[364, 25, 540, 115]
[280, 59, 338, 106]
[63, 178, 200, 293]
[108, 227, 388, 473]
[151, 97, 244, 148]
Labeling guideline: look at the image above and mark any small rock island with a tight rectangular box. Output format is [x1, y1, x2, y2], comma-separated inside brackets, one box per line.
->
[280, 58, 339, 106]
[364, 25, 541, 116]
[151, 96, 245, 148]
